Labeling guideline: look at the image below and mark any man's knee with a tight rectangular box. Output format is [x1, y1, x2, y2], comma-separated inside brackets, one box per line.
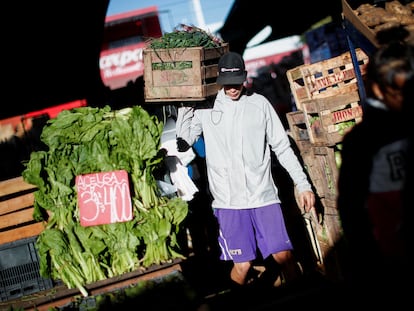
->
[231, 261, 252, 284]
[234, 261, 251, 274]
[272, 250, 294, 264]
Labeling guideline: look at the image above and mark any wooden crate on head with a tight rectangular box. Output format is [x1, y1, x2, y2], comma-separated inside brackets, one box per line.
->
[143, 43, 229, 103]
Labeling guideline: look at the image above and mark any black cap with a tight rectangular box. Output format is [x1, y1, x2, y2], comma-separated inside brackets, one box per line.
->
[216, 52, 247, 85]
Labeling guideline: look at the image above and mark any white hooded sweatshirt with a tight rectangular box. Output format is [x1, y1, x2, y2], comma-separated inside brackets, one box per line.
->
[176, 88, 312, 209]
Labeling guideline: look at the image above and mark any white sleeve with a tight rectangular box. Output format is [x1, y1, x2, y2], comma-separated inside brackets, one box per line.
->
[266, 101, 312, 194]
[176, 106, 195, 144]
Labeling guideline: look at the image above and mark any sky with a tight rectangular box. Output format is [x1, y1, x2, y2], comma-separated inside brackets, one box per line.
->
[105, 0, 303, 61]
[106, 0, 235, 34]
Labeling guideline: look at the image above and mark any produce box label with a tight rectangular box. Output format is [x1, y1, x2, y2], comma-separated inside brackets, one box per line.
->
[76, 170, 133, 226]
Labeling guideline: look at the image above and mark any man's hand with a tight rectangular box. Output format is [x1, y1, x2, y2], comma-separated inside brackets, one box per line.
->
[298, 190, 315, 213]
[177, 137, 191, 152]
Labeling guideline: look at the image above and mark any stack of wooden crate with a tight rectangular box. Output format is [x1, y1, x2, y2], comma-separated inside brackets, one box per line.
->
[286, 48, 369, 278]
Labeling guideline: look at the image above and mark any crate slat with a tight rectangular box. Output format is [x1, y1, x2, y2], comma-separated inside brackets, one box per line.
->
[0, 223, 44, 245]
[0, 192, 35, 215]
[0, 207, 37, 230]
[0, 176, 36, 197]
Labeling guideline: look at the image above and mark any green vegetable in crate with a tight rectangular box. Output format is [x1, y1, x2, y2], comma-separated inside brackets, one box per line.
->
[22, 106, 188, 296]
[335, 144, 343, 169]
[149, 23, 223, 49]
[336, 120, 356, 135]
[309, 115, 320, 128]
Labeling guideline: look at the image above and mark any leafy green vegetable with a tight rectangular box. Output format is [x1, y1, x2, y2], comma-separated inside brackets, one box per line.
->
[149, 24, 223, 49]
[22, 105, 188, 296]
[336, 120, 356, 135]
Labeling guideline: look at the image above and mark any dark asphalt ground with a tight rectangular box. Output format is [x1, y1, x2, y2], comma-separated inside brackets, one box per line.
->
[4, 251, 407, 311]
[178, 254, 350, 311]
[178, 253, 412, 310]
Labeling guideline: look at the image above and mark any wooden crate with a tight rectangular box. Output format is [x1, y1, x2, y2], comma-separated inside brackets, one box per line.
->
[315, 203, 344, 282]
[302, 91, 362, 146]
[287, 48, 368, 110]
[286, 110, 311, 154]
[143, 44, 229, 102]
[342, 0, 414, 49]
[286, 110, 309, 143]
[341, 0, 379, 49]
[321, 202, 342, 245]
[0, 176, 43, 245]
[0, 177, 53, 302]
[301, 145, 341, 202]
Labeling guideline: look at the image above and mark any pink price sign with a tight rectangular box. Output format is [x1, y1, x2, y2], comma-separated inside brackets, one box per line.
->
[76, 170, 133, 227]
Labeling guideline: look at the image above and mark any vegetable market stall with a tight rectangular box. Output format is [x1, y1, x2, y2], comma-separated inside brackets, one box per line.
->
[1, 258, 184, 311]
[1, 25, 229, 310]
[0, 105, 191, 310]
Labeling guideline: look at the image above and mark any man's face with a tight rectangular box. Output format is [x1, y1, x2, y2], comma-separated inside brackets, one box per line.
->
[223, 84, 243, 100]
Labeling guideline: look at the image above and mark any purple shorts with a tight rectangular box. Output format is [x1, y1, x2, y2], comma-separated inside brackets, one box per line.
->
[213, 203, 293, 263]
